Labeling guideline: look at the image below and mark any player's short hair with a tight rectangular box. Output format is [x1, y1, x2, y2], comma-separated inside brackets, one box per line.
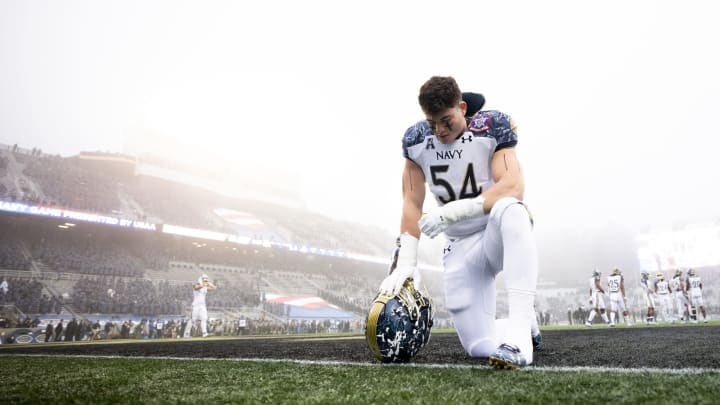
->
[418, 76, 462, 116]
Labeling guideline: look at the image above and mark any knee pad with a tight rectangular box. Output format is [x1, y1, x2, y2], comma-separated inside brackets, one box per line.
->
[488, 197, 521, 222]
[489, 198, 533, 239]
[445, 287, 473, 314]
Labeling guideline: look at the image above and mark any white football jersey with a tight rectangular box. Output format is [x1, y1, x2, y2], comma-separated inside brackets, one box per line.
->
[402, 111, 518, 237]
[655, 279, 670, 294]
[589, 276, 602, 293]
[670, 276, 683, 292]
[687, 275, 702, 293]
[192, 286, 208, 306]
[607, 274, 623, 293]
[640, 278, 654, 294]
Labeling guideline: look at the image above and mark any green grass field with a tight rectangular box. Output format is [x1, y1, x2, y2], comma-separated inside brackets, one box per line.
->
[2, 355, 718, 404]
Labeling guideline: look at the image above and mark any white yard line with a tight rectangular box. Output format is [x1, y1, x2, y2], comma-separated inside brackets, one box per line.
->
[4, 353, 718, 374]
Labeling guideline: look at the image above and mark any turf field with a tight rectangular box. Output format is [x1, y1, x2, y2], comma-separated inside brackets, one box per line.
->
[1, 323, 719, 404]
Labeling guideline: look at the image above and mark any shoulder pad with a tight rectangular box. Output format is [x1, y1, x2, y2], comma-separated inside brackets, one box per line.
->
[467, 110, 518, 150]
[402, 120, 433, 158]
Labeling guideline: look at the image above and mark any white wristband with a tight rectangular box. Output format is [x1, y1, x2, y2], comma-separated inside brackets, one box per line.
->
[397, 232, 418, 268]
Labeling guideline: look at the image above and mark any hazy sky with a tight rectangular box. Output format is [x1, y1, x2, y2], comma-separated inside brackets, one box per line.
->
[2, 0, 720, 242]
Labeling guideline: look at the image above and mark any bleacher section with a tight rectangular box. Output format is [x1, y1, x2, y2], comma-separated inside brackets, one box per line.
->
[0, 146, 394, 258]
[0, 145, 453, 329]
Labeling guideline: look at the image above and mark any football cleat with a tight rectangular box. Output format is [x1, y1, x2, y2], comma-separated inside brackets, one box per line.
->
[585, 321, 592, 327]
[365, 279, 433, 363]
[489, 343, 528, 370]
[532, 333, 543, 351]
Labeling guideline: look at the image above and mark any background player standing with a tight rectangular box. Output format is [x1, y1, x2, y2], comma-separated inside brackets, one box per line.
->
[670, 269, 690, 322]
[686, 269, 708, 323]
[183, 274, 217, 338]
[379, 76, 539, 369]
[585, 270, 610, 326]
[606, 267, 632, 326]
[654, 272, 673, 323]
[639, 271, 657, 324]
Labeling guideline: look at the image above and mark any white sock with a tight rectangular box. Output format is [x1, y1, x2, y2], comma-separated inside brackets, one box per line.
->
[499, 203, 538, 363]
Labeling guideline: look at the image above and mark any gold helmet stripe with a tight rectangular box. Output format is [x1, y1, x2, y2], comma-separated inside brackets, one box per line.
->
[365, 293, 392, 362]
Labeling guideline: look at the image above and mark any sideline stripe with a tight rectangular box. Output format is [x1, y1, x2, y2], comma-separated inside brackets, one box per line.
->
[4, 353, 718, 375]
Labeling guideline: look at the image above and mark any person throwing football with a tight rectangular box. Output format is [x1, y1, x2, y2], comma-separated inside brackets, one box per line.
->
[184, 274, 217, 338]
[379, 76, 539, 369]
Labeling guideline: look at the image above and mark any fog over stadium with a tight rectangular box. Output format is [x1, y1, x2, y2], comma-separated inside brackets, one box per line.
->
[2, 1, 720, 277]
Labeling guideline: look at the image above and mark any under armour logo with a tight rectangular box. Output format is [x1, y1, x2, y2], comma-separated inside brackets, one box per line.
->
[460, 135, 473, 143]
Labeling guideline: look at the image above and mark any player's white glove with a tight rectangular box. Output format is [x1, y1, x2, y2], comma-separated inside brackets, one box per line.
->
[418, 196, 486, 238]
[379, 233, 421, 295]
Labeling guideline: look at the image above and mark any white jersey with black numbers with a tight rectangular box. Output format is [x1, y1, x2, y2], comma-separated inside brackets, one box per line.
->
[402, 111, 518, 238]
[687, 275, 702, 295]
[655, 280, 670, 295]
[607, 274, 623, 294]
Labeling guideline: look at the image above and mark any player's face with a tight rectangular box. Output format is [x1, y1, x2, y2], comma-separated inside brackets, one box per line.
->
[425, 103, 467, 144]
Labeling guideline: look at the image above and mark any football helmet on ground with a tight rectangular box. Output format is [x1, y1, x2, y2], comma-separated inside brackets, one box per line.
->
[366, 279, 433, 363]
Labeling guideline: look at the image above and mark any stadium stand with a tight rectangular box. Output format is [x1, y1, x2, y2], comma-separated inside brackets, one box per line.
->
[0, 146, 403, 336]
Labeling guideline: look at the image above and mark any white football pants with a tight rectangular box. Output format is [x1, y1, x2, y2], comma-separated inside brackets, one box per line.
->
[184, 304, 208, 337]
[442, 197, 538, 363]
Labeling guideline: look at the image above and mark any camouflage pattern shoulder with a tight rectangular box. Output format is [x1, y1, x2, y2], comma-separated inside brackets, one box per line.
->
[467, 110, 518, 150]
[402, 120, 433, 159]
